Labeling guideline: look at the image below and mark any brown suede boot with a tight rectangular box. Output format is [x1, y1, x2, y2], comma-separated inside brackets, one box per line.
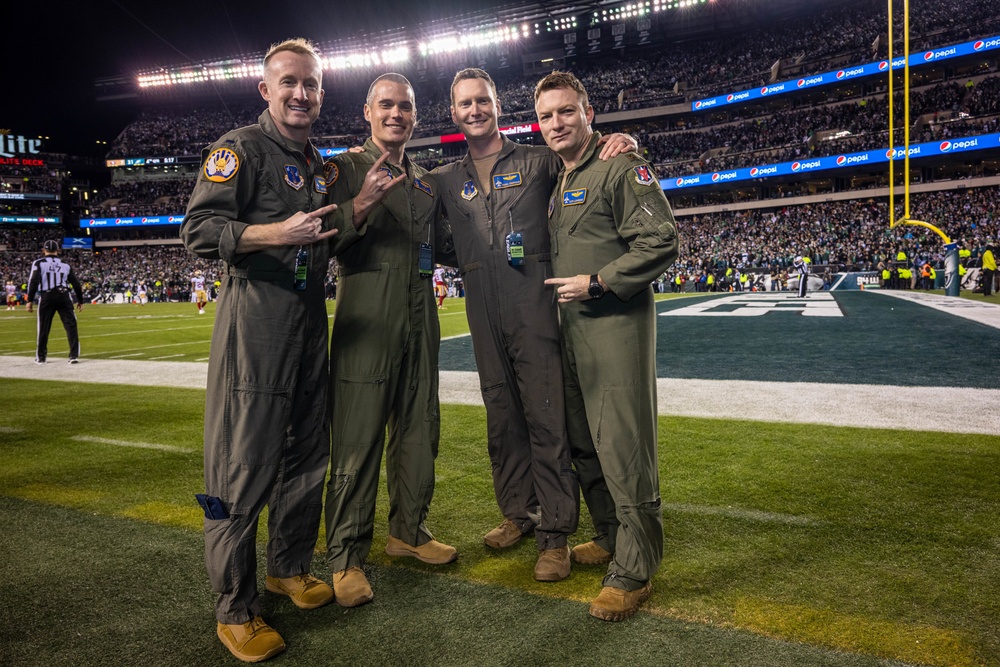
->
[484, 518, 532, 549]
[534, 545, 571, 582]
[216, 616, 285, 662]
[571, 541, 613, 565]
[265, 574, 334, 609]
[385, 535, 458, 564]
[588, 582, 652, 622]
[333, 567, 374, 608]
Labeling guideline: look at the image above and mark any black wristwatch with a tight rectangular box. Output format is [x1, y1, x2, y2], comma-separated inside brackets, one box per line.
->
[588, 274, 605, 300]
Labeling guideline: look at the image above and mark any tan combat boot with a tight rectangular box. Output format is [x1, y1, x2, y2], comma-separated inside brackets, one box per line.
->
[570, 541, 613, 565]
[333, 567, 374, 608]
[588, 582, 652, 622]
[385, 535, 458, 564]
[216, 616, 286, 662]
[483, 518, 532, 549]
[265, 573, 334, 609]
[534, 545, 571, 582]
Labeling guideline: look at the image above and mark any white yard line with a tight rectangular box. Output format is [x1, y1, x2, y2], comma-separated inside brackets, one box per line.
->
[70, 435, 190, 454]
[870, 290, 1000, 330]
[664, 502, 820, 526]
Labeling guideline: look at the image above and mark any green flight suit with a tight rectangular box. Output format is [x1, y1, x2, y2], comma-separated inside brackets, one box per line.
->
[548, 132, 679, 591]
[182, 110, 332, 625]
[324, 139, 443, 572]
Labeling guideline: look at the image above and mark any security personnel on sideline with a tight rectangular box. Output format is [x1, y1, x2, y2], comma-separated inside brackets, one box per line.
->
[27, 239, 83, 364]
[323, 73, 456, 609]
[432, 68, 637, 582]
[537, 71, 679, 621]
[181, 38, 339, 663]
[982, 243, 996, 296]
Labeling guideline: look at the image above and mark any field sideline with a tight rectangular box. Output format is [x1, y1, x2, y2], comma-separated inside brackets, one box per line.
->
[1, 294, 999, 666]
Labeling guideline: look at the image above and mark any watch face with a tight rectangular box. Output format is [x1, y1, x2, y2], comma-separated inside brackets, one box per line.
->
[589, 279, 604, 299]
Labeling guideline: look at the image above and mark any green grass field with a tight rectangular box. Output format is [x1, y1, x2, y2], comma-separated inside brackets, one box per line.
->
[1, 297, 998, 666]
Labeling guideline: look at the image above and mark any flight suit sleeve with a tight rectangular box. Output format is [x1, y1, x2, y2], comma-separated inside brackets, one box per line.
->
[181, 141, 254, 263]
[327, 154, 369, 256]
[600, 160, 680, 302]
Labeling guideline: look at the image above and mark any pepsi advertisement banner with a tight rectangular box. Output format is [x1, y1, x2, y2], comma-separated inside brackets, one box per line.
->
[662, 132, 1000, 191]
[691, 34, 1000, 112]
[81, 215, 186, 228]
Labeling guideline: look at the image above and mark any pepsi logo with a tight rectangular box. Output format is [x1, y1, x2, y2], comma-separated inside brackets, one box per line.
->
[886, 149, 896, 159]
[836, 70, 845, 79]
[974, 40, 985, 51]
[924, 51, 934, 61]
[879, 61, 889, 70]
[141, 217, 147, 223]
[750, 167, 760, 177]
[836, 156, 847, 166]
[726, 94, 734, 102]
[712, 173, 720, 182]
[940, 141, 951, 151]
[760, 87, 768, 95]
[168, 216, 175, 222]
[791, 162, 801, 171]
[676, 178, 684, 186]
[797, 79, 806, 88]
[695, 101, 703, 109]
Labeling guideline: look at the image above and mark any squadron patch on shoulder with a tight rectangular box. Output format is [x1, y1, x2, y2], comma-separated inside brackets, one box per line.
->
[323, 160, 339, 186]
[461, 180, 478, 201]
[284, 164, 304, 190]
[492, 172, 522, 189]
[314, 176, 328, 194]
[633, 165, 656, 186]
[203, 148, 239, 183]
[562, 188, 588, 206]
[414, 177, 433, 197]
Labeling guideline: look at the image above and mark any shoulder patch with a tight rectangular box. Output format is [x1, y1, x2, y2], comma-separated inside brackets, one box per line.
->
[314, 176, 328, 194]
[633, 165, 656, 186]
[323, 160, 339, 186]
[203, 148, 239, 183]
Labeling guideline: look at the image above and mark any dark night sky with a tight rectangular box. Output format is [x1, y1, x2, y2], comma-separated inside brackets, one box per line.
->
[4, 0, 512, 155]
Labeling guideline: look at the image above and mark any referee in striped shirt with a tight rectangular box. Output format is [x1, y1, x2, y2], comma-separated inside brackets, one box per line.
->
[27, 240, 84, 364]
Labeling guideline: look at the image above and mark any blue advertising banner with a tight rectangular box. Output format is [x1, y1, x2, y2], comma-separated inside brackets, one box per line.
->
[661, 132, 1000, 191]
[81, 215, 186, 228]
[691, 35, 1000, 112]
[63, 237, 94, 250]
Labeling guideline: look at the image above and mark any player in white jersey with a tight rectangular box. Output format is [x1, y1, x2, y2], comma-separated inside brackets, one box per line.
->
[5, 279, 17, 310]
[433, 266, 447, 309]
[191, 270, 208, 314]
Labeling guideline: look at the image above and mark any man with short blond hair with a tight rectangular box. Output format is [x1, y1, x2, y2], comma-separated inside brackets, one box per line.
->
[431, 67, 638, 583]
[537, 70, 679, 621]
[182, 37, 339, 662]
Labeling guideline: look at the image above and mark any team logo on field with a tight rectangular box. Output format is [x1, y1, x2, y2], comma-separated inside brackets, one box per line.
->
[414, 177, 433, 197]
[314, 176, 327, 194]
[492, 172, 522, 189]
[204, 148, 239, 183]
[461, 180, 478, 201]
[323, 160, 339, 186]
[633, 165, 655, 186]
[284, 165, 304, 190]
[562, 188, 587, 206]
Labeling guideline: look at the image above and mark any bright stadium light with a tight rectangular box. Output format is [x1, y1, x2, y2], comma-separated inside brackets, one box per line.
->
[418, 24, 524, 56]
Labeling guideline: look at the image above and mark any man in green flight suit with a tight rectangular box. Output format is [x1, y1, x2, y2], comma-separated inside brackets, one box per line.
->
[324, 73, 457, 608]
[182, 38, 339, 663]
[536, 71, 680, 622]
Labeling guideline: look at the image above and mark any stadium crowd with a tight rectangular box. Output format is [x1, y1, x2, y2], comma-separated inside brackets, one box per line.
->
[4, 186, 997, 303]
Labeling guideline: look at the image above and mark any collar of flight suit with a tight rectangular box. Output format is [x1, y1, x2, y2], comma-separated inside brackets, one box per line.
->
[563, 131, 604, 177]
[257, 110, 321, 166]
